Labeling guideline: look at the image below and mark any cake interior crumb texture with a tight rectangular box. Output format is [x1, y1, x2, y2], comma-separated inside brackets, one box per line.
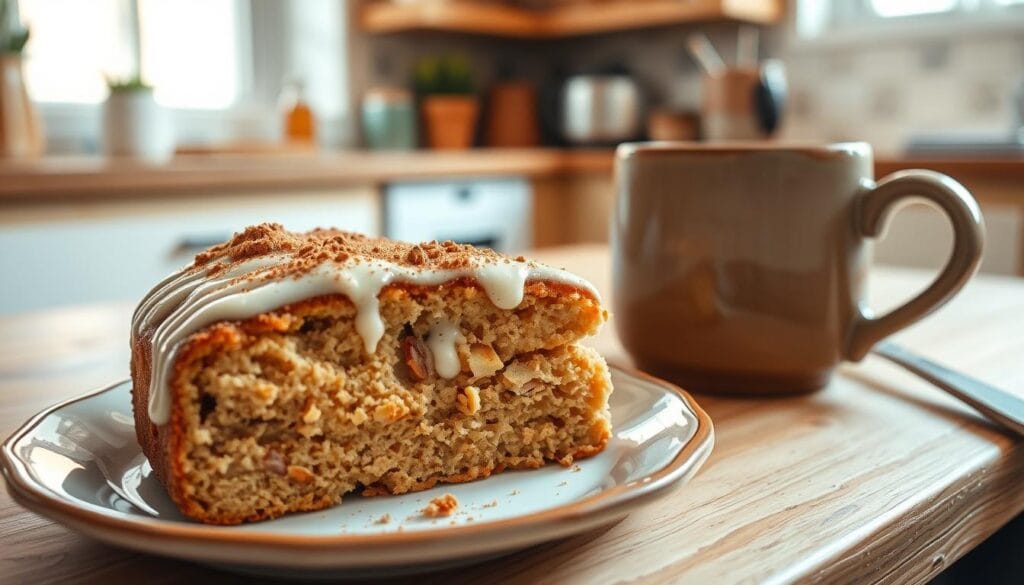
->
[133, 275, 612, 524]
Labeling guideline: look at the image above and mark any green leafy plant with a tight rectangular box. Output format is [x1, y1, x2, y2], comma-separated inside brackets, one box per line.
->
[0, 0, 30, 54]
[106, 75, 152, 93]
[414, 54, 474, 96]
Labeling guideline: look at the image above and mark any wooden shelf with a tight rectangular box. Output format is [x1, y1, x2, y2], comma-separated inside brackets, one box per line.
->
[360, 0, 782, 38]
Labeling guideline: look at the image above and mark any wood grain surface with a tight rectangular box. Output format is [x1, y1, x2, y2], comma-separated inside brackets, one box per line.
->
[0, 149, 614, 203]
[3, 149, 1023, 204]
[2, 245, 1023, 584]
[359, 0, 781, 38]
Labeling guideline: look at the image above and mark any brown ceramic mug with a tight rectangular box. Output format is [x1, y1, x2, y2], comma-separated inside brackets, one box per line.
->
[612, 142, 985, 394]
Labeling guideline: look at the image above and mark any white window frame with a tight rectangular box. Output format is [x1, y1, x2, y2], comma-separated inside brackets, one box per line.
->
[792, 0, 1024, 48]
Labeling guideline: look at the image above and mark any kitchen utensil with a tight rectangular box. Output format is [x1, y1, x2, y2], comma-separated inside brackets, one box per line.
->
[754, 59, 786, 135]
[701, 68, 761, 141]
[561, 74, 642, 145]
[686, 33, 725, 76]
[872, 341, 1024, 436]
[613, 142, 984, 395]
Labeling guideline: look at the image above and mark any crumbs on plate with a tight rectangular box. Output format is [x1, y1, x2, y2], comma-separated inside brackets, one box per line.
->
[422, 493, 459, 518]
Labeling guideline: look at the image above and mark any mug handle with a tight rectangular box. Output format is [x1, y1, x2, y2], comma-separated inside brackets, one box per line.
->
[845, 170, 985, 361]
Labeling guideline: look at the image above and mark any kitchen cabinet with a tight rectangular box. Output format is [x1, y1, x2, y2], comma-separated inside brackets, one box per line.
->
[0, 188, 379, 314]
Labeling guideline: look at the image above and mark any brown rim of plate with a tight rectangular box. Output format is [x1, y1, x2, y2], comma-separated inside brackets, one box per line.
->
[1, 366, 714, 552]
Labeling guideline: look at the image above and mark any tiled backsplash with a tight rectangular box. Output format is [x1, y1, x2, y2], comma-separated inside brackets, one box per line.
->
[354, 21, 1024, 155]
[780, 32, 1024, 154]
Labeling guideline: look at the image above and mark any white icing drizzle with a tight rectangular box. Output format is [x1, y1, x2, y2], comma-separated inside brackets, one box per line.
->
[133, 253, 601, 426]
[426, 319, 465, 379]
[475, 262, 530, 309]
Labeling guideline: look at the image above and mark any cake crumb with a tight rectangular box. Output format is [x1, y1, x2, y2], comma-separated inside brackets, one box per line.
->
[482, 499, 498, 508]
[558, 481, 568, 487]
[572, 464, 582, 473]
[422, 493, 459, 517]
[375, 513, 391, 524]
[509, 489, 520, 496]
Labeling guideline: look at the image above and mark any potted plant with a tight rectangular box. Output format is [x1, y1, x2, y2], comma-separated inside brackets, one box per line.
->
[102, 75, 173, 162]
[0, 0, 44, 158]
[414, 54, 478, 150]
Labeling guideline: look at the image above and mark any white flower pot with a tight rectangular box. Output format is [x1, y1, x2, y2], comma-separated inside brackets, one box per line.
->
[102, 90, 173, 162]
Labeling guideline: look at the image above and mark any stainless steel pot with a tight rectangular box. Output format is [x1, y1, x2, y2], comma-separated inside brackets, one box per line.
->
[561, 75, 641, 145]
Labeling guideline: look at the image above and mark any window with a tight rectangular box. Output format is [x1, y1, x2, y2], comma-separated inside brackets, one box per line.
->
[869, 0, 958, 17]
[12, 1, 350, 151]
[17, 0, 249, 109]
[797, 0, 1024, 40]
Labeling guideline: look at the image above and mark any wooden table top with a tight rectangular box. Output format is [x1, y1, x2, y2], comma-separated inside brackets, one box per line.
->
[2, 244, 1023, 584]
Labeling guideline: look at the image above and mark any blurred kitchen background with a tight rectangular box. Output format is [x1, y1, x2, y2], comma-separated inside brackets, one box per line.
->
[2, 0, 1023, 313]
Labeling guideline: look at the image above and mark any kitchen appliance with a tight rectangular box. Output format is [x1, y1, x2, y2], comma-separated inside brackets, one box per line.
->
[561, 74, 642, 145]
[385, 178, 531, 253]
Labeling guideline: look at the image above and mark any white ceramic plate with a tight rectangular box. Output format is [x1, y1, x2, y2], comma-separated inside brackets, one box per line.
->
[2, 366, 713, 578]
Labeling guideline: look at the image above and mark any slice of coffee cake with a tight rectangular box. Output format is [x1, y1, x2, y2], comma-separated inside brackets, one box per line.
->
[131, 224, 612, 524]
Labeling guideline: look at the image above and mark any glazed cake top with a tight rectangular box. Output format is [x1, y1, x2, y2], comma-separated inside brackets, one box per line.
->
[134, 224, 602, 425]
[196, 223, 527, 278]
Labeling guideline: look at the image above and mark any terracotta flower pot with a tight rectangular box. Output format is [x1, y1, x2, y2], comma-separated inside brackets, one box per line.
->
[421, 95, 479, 150]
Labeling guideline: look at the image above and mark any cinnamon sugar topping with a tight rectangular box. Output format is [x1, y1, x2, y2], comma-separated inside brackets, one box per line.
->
[195, 223, 508, 281]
